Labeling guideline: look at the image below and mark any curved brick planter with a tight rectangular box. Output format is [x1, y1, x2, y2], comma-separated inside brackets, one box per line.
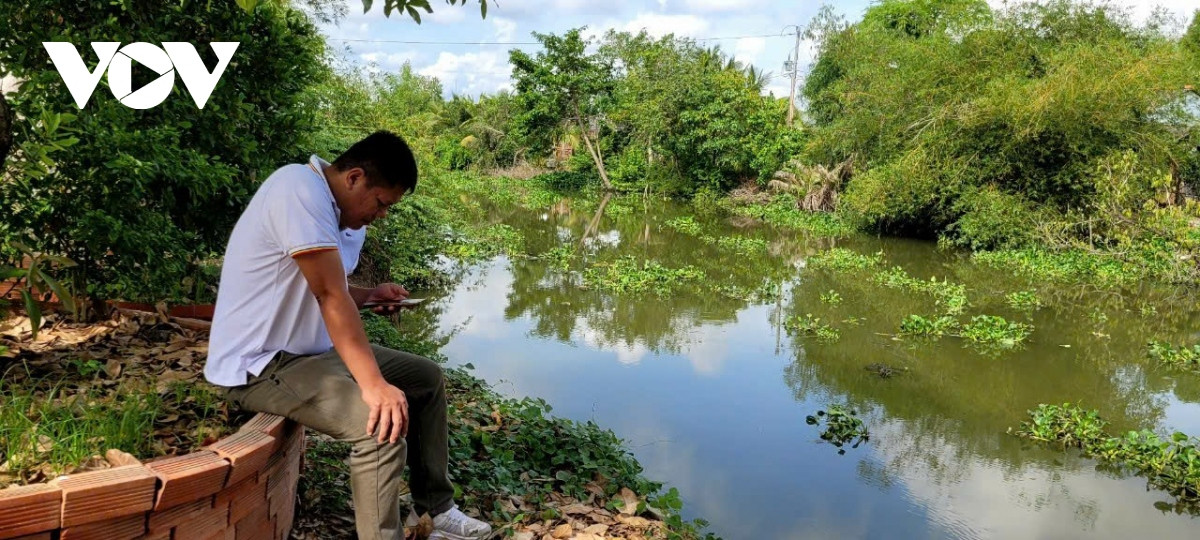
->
[0, 413, 304, 540]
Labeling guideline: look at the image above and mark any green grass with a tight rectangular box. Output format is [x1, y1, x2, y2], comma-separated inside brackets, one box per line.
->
[973, 248, 1145, 288]
[0, 379, 160, 483]
[728, 194, 852, 237]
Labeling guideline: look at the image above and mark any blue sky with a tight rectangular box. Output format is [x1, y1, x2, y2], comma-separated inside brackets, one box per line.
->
[315, 0, 1199, 99]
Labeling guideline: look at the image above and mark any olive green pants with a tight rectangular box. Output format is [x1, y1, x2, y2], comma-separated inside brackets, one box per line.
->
[224, 345, 454, 540]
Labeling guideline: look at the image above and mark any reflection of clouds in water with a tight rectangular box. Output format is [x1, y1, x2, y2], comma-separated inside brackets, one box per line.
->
[679, 327, 729, 375]
[867, 417, 1200, 539]
[438, 261, 513, 339]
[1162, 398, 1200, 435]
[574, 316, 651, 365]
[568, 313, 737, 374]
[583, 230, 621, 249]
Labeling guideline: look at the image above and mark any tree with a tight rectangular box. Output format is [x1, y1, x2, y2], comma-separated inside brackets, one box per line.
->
[511, 29, 616, 190]
[0, 1, 325, 305]
[599, 31, 801, 193]
[238, 0, 490, 22]
[801, 0, 1195, 250]
[1185, 10, 1200, 57]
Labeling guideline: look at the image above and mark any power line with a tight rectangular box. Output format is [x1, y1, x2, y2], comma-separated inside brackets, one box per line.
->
[325, 32, 787, 46]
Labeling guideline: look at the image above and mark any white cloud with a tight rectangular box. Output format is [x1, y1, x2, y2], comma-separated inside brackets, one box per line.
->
[733, 36, 766, 65]
[418, 50, 513, 96]
[682, 0, 759, 13]
[493, 16, 518, 42]
[359, 50, 421, 69]
[622, 12, 711, 38]
[425, 6, 467, 25]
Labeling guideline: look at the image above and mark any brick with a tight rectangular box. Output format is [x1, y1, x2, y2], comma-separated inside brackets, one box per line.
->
[140, 528, 172, 540]
[58, 465, 156, 527]
[217, 475, 266, 524]
[60, 512, 146, 540]
[147, 451, 230, 511]
[8, 533, 53, 540]
[148, 497, 211, 535]
[234, 506, 270, 540]
[267, 482, 294, 521]
[0, 483, 61, 538]
[266, 454, 299, 494]
[207, 430, 275, 488]
[173, 499, 227, 540]
[239, 413, 285, 446]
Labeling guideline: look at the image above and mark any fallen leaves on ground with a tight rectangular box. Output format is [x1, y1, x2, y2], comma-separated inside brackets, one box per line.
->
[0, 310, 233, 488]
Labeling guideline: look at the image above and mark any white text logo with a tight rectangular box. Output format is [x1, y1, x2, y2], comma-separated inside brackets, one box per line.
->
[43, 42, 240, 109]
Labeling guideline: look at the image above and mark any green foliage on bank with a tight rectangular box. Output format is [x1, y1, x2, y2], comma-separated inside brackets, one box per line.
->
[801, 0, 1200, 280]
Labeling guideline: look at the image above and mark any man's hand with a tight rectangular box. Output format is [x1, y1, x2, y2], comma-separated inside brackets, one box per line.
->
[362, 380, 409, 443]
[365, 283, 410, 314]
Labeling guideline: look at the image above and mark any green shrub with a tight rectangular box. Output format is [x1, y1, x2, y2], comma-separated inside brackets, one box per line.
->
[532, 171, 596, 192]
[0, 1, 324, 303]
[946, 186, 1039, 250]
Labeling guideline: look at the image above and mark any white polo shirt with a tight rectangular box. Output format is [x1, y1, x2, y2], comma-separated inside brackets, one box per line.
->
[204, 155, 366, 387]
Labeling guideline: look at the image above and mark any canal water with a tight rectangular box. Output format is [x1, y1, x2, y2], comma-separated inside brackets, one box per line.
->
[429, 195, 1200, 539]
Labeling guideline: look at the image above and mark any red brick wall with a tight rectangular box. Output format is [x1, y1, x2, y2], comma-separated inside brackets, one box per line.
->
[0, 413, 304, 540]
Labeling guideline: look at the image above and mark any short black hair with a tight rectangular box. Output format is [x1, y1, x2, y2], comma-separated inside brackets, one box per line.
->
[332, 130, 418, 194]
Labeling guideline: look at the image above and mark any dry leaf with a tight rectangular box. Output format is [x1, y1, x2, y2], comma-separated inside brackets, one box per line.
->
[583, 524, 609, 535]
[560, 504, 593, 515]
[616, 488, 639, 515]
[552, 524, 573, 538]
[105, 449, 141, 467]
[36, 435, 54, 453]
[104, 358, 122, 378]
[513, 533, 535, 540]
[616, 515, 651, 528]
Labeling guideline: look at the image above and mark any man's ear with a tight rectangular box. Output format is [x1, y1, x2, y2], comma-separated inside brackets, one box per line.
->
[346, 167, 367, 189]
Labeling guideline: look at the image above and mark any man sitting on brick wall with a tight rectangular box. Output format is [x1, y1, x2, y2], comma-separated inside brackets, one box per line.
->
[204, 130, 492, 540]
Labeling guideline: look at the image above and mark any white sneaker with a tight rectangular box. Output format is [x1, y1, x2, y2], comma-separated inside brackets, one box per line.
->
[429, 505, 493, 540]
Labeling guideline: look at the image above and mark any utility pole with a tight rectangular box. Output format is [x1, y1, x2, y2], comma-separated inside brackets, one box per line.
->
[782, 25, 802, 127]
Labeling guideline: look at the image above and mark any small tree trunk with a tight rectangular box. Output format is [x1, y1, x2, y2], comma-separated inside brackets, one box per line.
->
[572, 103, 612, 190]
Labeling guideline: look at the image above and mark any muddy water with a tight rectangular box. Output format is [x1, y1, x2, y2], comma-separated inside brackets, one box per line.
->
[429, 195, 1200, 539]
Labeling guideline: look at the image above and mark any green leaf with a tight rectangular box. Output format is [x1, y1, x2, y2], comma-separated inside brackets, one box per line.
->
[235, 0, 259, 12]
[480, 0, 487, 18]
[37, 270, 75, 315]
[21, 289, 41, 341]
[362, 0, 374, 13]
[406, 5, 421, 23]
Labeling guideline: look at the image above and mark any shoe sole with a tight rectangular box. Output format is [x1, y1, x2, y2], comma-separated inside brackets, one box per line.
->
[428, 530, 493, 540]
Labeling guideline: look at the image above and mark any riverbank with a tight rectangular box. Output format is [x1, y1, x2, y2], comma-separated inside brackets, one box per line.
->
[0, 308, 715, 539]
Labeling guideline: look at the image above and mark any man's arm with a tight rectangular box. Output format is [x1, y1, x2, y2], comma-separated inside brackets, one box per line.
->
[294, 249, 408, 443]
[349, 285, 373, 308]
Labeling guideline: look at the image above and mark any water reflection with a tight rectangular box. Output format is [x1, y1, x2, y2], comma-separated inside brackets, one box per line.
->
[430, 194, 1200, 539]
